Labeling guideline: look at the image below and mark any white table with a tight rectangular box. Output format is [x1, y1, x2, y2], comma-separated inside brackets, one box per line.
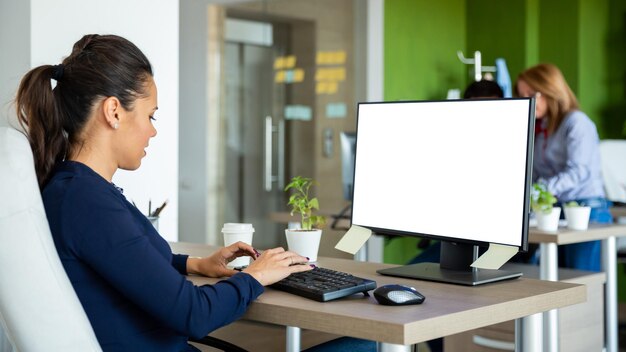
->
[529, 223, 626, 352]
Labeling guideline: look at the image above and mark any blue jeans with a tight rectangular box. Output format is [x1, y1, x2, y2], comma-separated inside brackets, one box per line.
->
[408, 241, 441, 264]
[302, 337, 377, 352]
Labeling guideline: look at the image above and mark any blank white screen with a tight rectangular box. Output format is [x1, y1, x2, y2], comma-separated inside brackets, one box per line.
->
[351, 99, 532, 247]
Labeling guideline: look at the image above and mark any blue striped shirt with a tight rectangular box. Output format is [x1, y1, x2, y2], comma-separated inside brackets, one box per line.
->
[532, 110, 605, 202]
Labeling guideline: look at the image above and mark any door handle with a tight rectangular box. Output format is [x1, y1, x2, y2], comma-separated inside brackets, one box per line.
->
[278, 119, 285, 189]
[265, 116, 284, 192]
[265, 116, 273, 191]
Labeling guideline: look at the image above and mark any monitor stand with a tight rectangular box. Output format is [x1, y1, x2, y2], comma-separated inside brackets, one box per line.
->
[377, 241, 522, 286]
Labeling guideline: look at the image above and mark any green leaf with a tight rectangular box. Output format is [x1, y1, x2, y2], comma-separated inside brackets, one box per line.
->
[284, 175, 323, 230]
[530, 182, 557, 211]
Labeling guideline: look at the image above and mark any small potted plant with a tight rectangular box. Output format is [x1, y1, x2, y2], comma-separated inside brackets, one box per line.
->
[563, 201, 591, 230]
[531, 183, 560, 231]
[284, 176, 327, 262]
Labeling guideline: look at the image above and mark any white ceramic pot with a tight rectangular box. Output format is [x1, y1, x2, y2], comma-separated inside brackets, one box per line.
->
[536, 207, 561, 232]
[285, 229, 322, 262]
[564, 206, 591, 230]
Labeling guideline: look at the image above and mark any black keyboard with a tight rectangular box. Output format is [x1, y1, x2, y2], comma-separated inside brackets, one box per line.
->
[270, 267, 377, 302]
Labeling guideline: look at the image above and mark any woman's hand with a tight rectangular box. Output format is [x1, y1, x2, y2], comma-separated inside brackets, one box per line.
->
[243, 247, 312, 286]
[186, 241, 257, 278]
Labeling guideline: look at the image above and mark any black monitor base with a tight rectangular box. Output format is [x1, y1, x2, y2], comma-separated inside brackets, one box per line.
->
[377, 262, 522, 286]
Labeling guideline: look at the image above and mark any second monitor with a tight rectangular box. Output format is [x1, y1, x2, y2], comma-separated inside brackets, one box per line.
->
[351, 98, 535, 285]
[340, 131, 356, 201]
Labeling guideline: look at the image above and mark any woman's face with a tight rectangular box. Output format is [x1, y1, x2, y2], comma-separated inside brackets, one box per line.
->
[516, 79, 547, 119]
[115, 77, 158, 170]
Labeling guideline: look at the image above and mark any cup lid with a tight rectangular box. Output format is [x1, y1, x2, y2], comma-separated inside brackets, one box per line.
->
[222, 223, 255, 232]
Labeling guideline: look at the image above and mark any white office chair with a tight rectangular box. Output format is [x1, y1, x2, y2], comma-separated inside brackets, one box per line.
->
[599, 139, 626, 257]
[0, 127, 248, 352]
[0, 126, 102, 351]
[599, 139, 626, 205]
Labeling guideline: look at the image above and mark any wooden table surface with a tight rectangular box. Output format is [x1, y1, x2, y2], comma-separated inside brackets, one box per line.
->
[170, 242, 586, 346]
[529, 223, 626, 245]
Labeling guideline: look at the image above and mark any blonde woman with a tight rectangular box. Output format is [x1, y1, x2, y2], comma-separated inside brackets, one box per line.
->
[515, 63, 611, 271]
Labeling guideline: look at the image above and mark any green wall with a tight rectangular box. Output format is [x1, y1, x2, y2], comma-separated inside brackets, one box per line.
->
[466, 0, 527, 88]
[538, 0, 580, 92]
[604, 0, 626, 137]
[578, 0, 609, 133]
[384, 0, 466, 101]
[525, 0, 539, 66]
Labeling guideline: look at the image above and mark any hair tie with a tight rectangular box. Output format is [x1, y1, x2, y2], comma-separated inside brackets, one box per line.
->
[51, 64, 64, 81]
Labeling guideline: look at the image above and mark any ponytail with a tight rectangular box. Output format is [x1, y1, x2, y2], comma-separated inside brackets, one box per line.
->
[15, 34, 153, 189]
[16, 65, 68, 189]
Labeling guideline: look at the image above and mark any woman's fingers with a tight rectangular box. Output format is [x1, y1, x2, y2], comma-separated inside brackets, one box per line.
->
[226, 241, 257, 259]
[288, 263, 315, 274]
[242, 247, 312, 285]
[268, 250, 308, 265]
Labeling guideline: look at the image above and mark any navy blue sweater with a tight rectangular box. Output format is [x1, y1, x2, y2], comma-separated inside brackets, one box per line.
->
[42, 161, 264, 351]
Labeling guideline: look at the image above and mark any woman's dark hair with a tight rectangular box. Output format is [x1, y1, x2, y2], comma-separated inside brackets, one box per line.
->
[463, 79, 504, 99]
[16, 34, 153, 188]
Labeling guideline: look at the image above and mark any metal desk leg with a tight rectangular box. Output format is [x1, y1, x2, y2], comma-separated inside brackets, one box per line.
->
[602, 236, 618, 352]
[286, 326, 301, 352]
[377, 342, 411, 352]
[518, 314, 543, 352]
[540, 243, 559, 352]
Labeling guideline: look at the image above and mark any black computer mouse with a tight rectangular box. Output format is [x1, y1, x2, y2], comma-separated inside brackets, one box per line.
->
[373, 284, 425, 306]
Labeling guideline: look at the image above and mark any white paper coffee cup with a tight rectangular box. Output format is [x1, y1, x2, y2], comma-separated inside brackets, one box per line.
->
[222, 223, 255, 268]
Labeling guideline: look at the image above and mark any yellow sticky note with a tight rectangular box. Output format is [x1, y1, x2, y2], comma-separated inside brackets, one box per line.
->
[285, 55, 296, 69]
[335, 225, 372, 254]
[334, 68, 346, 81]
[316, 82, 327, 94]
[275, 71, 285, 83]
[274, 57, 284, 70]
[334, 51, 347, 64]
[316, 52, 327, 65]
[326, 81, 338, 94]
[315, 68, 327, 81]
[471, 243, 518, 270]
[293, 68, 305, 82]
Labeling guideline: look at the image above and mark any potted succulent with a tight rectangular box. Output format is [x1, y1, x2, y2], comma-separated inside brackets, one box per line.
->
[531, 183, 560, 231]
[563, 201, 591, 230]
[284, 176, 327, 262]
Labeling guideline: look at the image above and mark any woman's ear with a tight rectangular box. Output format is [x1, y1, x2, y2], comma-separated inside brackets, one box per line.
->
[102, 96, 122, 130]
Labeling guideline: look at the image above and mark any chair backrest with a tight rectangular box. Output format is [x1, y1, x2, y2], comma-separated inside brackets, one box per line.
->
[599, 139, 626, 203]
[0, 127, 101, 351]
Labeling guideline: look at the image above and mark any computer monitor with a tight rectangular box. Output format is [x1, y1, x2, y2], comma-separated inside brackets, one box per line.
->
[351, 98, 535, 286]
[340, 132, 357, 201]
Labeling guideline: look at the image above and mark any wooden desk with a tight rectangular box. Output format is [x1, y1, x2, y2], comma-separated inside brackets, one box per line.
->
[170, 242, 585, 352]
[529, 223, 626, 352]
